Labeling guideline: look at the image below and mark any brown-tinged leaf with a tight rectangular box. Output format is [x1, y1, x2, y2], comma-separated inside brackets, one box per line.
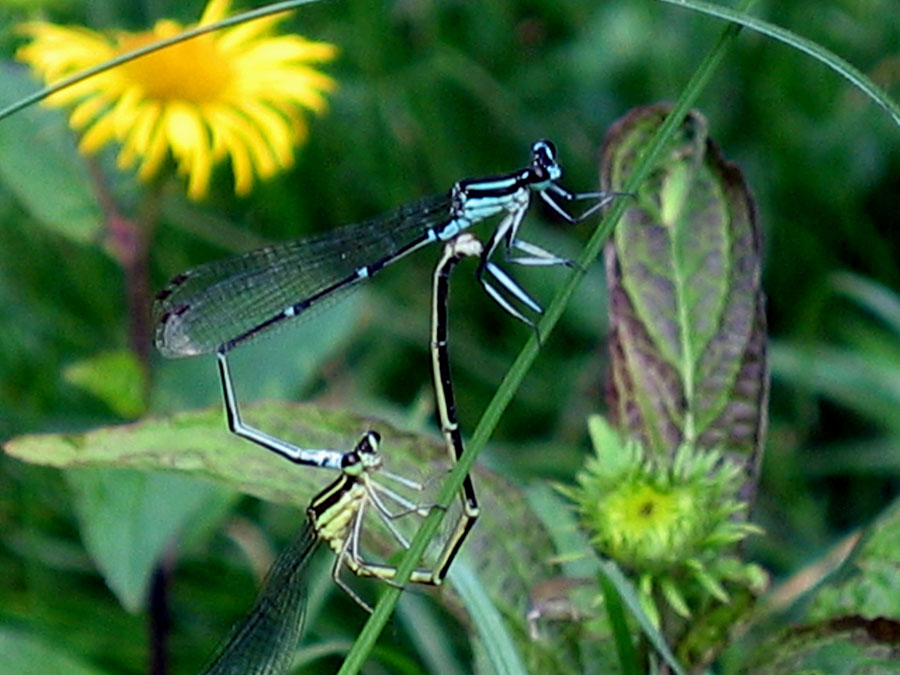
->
[742, 616, 900, 673]
[600, 104, 767, 492]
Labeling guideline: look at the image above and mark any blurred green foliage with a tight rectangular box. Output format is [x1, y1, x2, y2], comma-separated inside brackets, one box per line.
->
[1, 1, 898, 673]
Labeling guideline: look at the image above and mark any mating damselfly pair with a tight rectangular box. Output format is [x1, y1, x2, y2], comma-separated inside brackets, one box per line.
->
[199, 235, 483, 674]
[153, 140, 620, 670]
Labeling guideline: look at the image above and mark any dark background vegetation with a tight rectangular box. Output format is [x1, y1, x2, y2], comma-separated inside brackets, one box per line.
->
[0, 0, 897, 672]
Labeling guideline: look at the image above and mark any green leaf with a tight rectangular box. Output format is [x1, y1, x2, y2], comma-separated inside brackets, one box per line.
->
[807, 495, 900, 622]
[601, 104, 767, 482]
[522, 484, 627, 672]
[660, 576, 692, 619]
[738, 498, 900, 671]
[3, 404, 582, 671]
[691, 563, 730, 604]
[525, 482, 599, 580]
[63, 350, 147, 419]
[0, 627, 108, 675]
[4, 403, 468, 618]
[65, 468, 231, 612]
[585, 414, 630, 475]
[468, 476, 606, 674]
[677, 585, 757, 668]
[3, 403, 443, 510]
[741, 616, 900, 674]
[0, 64, 103, 243]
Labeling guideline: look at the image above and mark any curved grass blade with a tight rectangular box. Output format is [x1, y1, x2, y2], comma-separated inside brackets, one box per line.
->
[659, 0, 900, 128]
[448, 559, 528, 675]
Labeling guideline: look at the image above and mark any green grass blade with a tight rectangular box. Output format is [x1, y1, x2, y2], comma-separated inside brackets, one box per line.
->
[397, 595, 469, 675]
[448, 559, 529, 675]
[597, 560, 686, 675]
[659, 0, 900, 128]
[597, 571, 640, 675]
[336, 1, 756, 671]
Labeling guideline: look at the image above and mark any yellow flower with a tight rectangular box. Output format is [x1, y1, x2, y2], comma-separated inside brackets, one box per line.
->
[16, 0, 337, 199]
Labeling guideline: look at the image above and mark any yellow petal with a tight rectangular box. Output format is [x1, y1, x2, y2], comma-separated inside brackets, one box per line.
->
[164, 103, 213, 198]
[119, 101, 160, 169]
[69, 96, 107, 130]
[217, 15, 284, 52]
[215, 106, 277, 178]
[110, 86, 144, 136]
[256, 71, 334, 113]
[239, 37, 338, 64]
[78, 112, 116, 154]
[208, 110, 254, 195]
[137, 116, 170, 181]
[126, 101, 162, 157]
[235, 100, 295, 168]
[200, 0, 231, 25]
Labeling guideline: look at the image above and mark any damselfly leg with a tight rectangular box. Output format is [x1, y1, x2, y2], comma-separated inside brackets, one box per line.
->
[316, 233, 485, 605]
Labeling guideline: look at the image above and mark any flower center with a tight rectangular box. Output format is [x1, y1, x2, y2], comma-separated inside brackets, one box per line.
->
[622, 484, 678, 534]
[118, 25, 233, 102]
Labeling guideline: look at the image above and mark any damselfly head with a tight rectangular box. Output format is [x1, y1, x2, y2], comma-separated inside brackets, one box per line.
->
[358, 431, 382, 468]
[340, 431, 382, 474]
[530, 139, 562, 183]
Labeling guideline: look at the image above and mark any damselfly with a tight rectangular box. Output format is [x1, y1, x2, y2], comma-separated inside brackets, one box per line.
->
[201, 236, 484, 673]
[201, 431, 430, 674]
[153, 141, 619, 471]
